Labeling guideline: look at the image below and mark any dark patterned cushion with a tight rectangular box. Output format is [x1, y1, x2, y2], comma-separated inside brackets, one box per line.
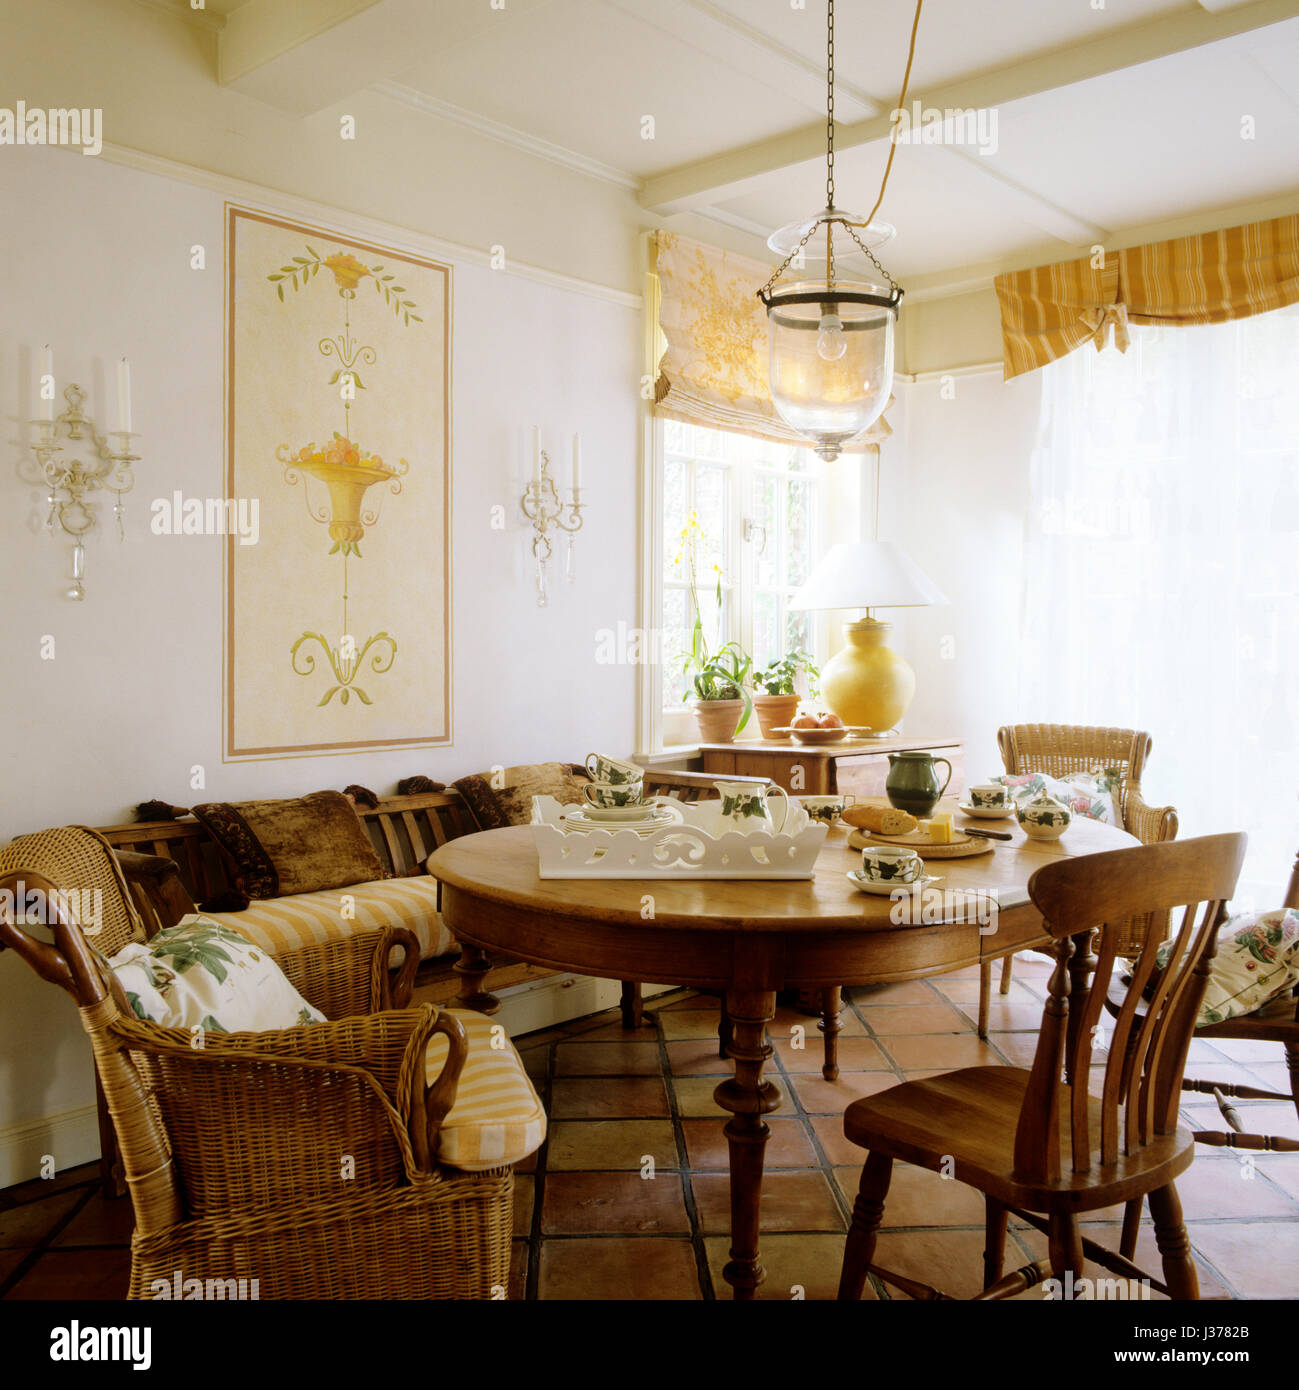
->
[453, 763, 589, 830]
[191, 791, 386, 900]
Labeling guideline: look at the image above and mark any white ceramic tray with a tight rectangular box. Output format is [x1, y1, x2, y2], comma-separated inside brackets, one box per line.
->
[530, 795, 828, 880]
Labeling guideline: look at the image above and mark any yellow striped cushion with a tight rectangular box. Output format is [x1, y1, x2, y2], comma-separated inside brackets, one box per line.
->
[425, 1010, 546, 1171]
[205, 876, 454, 961]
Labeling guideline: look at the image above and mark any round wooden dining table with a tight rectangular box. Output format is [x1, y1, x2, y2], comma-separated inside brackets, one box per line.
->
[428, 802, 1138, 1300]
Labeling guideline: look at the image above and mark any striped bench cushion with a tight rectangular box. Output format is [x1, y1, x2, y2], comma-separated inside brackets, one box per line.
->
[425, 1010, 546, 1171]
[205, 876, 454, 961]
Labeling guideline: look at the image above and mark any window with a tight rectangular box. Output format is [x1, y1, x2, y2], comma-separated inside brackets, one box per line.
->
[650, 420, 857, 747]
[1024, 302, 1299, 905]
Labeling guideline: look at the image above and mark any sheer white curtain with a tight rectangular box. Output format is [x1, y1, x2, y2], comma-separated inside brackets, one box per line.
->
[1020, 303, 1299, 906]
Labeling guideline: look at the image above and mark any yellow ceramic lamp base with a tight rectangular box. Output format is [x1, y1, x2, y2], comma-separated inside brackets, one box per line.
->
[820, 618, 916, 731]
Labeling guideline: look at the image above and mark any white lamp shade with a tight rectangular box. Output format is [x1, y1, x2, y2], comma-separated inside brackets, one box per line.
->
[788, 541, 947, 611]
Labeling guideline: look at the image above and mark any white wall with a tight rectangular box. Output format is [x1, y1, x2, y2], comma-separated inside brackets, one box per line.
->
[883, 368, 1044, 781]
[0, 143, 643, 1180]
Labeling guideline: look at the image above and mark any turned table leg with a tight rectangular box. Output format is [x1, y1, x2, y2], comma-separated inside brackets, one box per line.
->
[453, 941, 500, 1014]
[620, 980, 643, 1030]
[819, 985, 842, 1081]
[714, 989, 780, 1300]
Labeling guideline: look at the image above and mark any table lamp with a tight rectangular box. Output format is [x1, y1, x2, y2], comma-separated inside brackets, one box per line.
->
[788, 541, 947, 732]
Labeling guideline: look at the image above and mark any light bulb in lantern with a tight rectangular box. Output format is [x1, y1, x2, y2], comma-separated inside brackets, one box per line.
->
[816, 312, 847, 361]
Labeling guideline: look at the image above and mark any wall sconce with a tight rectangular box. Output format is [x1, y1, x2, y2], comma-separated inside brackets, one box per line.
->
[28, 348, 138, 600]
[521, 428, 583, 607]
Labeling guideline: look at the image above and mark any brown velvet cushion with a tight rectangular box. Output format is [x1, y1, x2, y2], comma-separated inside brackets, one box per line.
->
[453, 762, 589, 830]
[190, 791, 387, 900]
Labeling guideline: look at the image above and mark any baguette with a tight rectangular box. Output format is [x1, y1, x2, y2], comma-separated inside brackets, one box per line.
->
[842, 803, 918, 835]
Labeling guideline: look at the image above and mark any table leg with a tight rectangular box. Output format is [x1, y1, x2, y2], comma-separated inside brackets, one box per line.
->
[714, 988, 779, 1300]
[818, 985, 842, 1081]
[453, 941, 499, 1014]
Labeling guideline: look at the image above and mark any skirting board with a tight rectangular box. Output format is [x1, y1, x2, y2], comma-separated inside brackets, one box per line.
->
[0, 1103, 101, 1192]
[0, 976, 677, 1187]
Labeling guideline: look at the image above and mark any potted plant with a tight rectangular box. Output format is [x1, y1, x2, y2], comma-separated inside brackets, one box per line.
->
[674, 511, 752, 744]
[685, 640, 753, 743]
[751, 650, 820, 739]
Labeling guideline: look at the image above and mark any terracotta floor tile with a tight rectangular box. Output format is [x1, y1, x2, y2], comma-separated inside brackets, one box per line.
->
[670, 1074, 791, 1119]
[656, 1010, 728, 1042]
[5, 1248, 131, 1300]
[932, 978, 1037, 1005]
[665, 1040, 732, 1077]
[513, 1176, 534, 1237]
[870, 1228, 992, 1299]
[681, 1118, 818, 1170]
[542, 1171, 690, 1234]
[809, 1115, 871, 1167]
[1208, 1037, 1287, 1064]
[539, 1237, 700, 1300]
[692, 1171, 844, 1234]
[1256, 1158, 1299, 1202]
[965, 1003, 1047, 1032]
[0, 1191, 83, 1249]
[50, 1192, 136, 1247]
[861, 1003, 971, 1036]
[553, 1041, 661, 1076]
[1171, 1225, 1284, 1300]
[0, 1249, 28, 1286]
[703, 1233, 865, 1300]
[833, 1162, 988, 1227]
[544, 1120, 679, 1172]
[507, 1240, 529, 1300]
[1175, 1158, 1299, 1221]
[768, 1009, 867, 1040]
[986, 1035, 1040, 1068]
[875, 1034, 1003, 1071]
[789, 1072, 899, 1114]
[565, 1020, 660, 1043]
[850, 980, 940, 1007]
[772, 1036, 889, 1073]
[550, 1076, 670, 1120]
[519, 1046, 550, 1080]
[562, 1009, 623, 1035]
[1012, 1223, 1231, 1301]
[0, 1164, 98, 1206]
[651, 991, 709, 1011]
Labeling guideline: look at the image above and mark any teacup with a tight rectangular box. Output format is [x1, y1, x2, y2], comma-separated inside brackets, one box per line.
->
[969, 783, 1013, 810]
[585, 753, 642, 785]
[860, 845, 923, 884]
[714, 780, 791, 835]
[583, 778, 645, 810]
[796, 794, 857, 826]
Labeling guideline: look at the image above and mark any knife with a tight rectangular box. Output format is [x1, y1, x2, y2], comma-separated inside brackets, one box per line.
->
[961, 826, 1014, 842]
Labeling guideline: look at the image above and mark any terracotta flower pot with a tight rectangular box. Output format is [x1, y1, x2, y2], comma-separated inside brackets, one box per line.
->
[693, 698, 746, 744]
[752, 692, 801, 739]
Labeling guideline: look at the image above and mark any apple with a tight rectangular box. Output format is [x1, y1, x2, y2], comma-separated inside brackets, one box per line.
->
[792, 713, 819, 729]
[818, 713, 843, 729]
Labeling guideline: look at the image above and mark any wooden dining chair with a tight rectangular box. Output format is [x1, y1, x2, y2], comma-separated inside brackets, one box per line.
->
[978, 724, 1179, 1037]
[837, 832, 1245, 1301]
[628, 769, 847, 1077]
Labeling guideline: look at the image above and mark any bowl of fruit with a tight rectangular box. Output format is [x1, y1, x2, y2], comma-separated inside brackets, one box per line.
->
[777, 712, 848, 745]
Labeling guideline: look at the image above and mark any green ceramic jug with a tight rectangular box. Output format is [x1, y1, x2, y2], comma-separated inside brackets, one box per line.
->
[885, 750, 953, 817]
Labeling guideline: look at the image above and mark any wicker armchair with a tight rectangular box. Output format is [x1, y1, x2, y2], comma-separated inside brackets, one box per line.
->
[0, 826, 513, 1299]
[977, 725, 1179, 1037]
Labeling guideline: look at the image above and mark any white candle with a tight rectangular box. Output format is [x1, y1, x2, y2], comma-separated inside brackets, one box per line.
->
[39, 344, 53, 421]
[117, 357, 132, 434]
[532, 426, 541, 486]
[572, 433, 582, 492]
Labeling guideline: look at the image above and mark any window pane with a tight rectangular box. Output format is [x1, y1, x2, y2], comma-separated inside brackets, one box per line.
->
[663, 458, 690, 581]
[752, 591, 779, 671]
[752, 474, 779, 588]
[695, 464, 728, 564]
[785, 478, 813, 586]
[785, 607, 811, 660]
[662, 587, 690, 707]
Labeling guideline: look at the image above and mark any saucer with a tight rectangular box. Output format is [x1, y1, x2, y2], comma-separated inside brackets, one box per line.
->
[564, 804, 682, 831]
[575, 802, 664, 821]
[847, 870, 942, 896]
[959, 803, 1015, 820]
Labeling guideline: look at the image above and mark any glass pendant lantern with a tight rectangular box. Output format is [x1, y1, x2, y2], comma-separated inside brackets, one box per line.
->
[757, 0, 908, 462]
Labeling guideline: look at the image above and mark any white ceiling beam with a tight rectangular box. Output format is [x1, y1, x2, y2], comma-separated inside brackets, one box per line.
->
[639, 0, 1299, 213]
[218, 0, 385, 87]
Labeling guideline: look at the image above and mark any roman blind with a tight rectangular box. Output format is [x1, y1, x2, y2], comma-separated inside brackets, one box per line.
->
[995, 213, 1299, 380]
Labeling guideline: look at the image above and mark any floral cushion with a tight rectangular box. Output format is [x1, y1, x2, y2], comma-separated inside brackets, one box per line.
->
[105, 914, 326, 1033]
[995, 768, 1124, 825]
[1155, 908, 1299, 1027]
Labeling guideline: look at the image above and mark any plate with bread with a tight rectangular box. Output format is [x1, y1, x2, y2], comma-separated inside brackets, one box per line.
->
[842, 801, 994, 859]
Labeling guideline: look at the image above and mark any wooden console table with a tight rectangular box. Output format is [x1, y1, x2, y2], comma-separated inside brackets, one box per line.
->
[697, 733, 966, 800]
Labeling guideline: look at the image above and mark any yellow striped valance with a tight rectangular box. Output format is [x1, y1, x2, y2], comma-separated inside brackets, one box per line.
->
[652, 230, 892, 453]
[995, 214, 1299, 379]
